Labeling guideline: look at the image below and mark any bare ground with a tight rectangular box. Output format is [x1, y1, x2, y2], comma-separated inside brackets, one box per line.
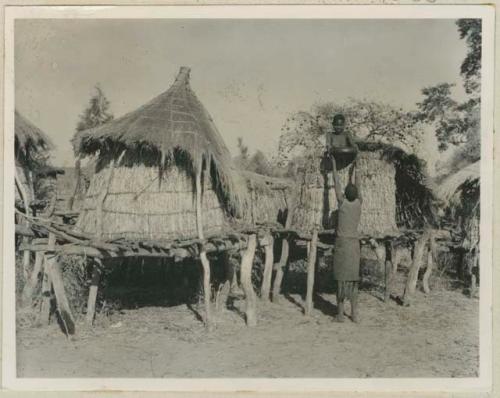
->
[16, 273, 478, 379]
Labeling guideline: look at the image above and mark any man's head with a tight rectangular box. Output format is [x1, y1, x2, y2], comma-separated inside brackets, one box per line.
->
[332, 114, 346, 134]
[344, 183, 358, 202]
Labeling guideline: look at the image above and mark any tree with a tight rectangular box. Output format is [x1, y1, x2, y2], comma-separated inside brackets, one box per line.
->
[277, 99, 424, 167]
[457, 19, 481, 95]
[76, 84, 114, 132]
[413, 19, 481, 165]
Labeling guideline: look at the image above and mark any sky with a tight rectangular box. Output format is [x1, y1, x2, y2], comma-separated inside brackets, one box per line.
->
[14, 18, 468, 168]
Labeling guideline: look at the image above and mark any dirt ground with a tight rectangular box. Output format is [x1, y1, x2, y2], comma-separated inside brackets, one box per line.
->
[16, 272, 479, 379]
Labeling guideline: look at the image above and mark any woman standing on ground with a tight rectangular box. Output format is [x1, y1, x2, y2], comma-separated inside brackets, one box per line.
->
[331, 155, 362, 323]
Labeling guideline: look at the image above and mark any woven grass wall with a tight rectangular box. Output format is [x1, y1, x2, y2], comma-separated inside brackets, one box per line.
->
[290, 151, 399, 237]
[242, 172, 292, 227]
[76, 164, 229, 241]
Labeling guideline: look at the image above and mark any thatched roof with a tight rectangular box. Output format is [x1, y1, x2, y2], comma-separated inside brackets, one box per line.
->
[435, 161, 480, 203]
[15, 110, 54, 167]
[73, 67, 244, 211]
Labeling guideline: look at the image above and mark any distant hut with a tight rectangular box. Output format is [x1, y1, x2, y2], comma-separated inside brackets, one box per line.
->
[436, 161, 479, 293]
[15, 110, 55, 213]
[73, 67, 244, 242]
[242, 171, 292, 227]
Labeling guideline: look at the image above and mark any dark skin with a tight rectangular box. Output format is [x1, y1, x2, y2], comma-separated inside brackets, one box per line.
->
[331, 120, 359, 151]
[331, 154, 363, 206]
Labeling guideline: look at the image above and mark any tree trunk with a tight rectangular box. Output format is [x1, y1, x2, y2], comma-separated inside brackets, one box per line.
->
[241, 234, 258, 327]
[272, 238, 289, 303]
[21, 251, 43, 307]
[403, 230, 430, 306]
[305, 229, 318, 316]
[85, 260, 102, 324]
[260, 233, 274, 302]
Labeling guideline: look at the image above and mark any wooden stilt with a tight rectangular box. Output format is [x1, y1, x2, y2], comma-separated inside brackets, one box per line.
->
[37, 232, 56, 326]
[384, 242, 391, 303]
[370, 239, 389, 302]
[272, 238, 289, 303]
[16, 171, 32, 281]
[44, 234, 75, 335]
[422, 232, 437, 294]
[195, 157, 213, 331]
[241, 234, 258, 327]
[403, 230, 430, 306]
[216, 252, 233, 312]
[305, 229, 318, 316]
[260, 233, 274, 302]
[86, 259, 102, 324]
[38, 257, 52, 326]
[21, 251, 44, 307]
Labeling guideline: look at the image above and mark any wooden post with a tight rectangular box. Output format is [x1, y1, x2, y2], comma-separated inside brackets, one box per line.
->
[384, 242, 392, 303]
[403, 230, 430, 306]
[260, 233, 274, 302]
[21, 251, 44, 307]
[272, 238, 289, 303]
[37, 232, 55, 326]
[422, 231, 437, 294]
[86, 259, 102, 324]
[370, 239, 390, 302]
[241, 234, 258, 327]
[15, 171, 32, 281]
[44, 233, 76, 335]
[215, 252, 233, 312]
[195, 157, 213, 331]
[305, 229, 318, 316]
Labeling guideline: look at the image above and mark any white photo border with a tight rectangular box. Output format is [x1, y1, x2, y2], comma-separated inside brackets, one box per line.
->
[2, 4, 495, 392]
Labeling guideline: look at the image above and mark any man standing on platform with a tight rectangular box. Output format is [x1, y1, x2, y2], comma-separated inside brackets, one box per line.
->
[330, 155, 362, 323]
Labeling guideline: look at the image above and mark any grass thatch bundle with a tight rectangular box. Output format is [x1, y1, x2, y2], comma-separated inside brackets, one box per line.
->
[15, 110, 54, 169]
[291, 150, 399, 237]
[435, 161, 479, 205]
[290, 142, 434, 237]
[73, 67, 247, 241]
[241, 171, 293, 227]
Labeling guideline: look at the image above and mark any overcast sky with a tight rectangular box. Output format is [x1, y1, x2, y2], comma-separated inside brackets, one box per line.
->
[15, 18, 468, 167]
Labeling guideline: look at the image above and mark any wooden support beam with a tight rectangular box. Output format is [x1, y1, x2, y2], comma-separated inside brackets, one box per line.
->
[272, 238, 289, 303]
[241, 234, 258, 327]
[370, 239, 390, 302]
[38, 233, 56, 326]
[260, 233, 274, 302]
[15, 224, 34, 237]
[305, 229, 318, 316]
[86, 259, 102, 325]
[21, 251, 44, 307]
[44, 234, 76, 335]
[195, 157, 214, 331]
[215, 252, 233, 312]
[403, 230, 431, 306]
[422, 231, 437, 294]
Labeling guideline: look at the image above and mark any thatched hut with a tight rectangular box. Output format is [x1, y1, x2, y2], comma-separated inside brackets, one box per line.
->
[73, 67, 244, 242]
[436, 161, 479, 293]
[15, 110, 55, 211]
[242, 171, 292, 227]
[290, 141, 432, 238]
